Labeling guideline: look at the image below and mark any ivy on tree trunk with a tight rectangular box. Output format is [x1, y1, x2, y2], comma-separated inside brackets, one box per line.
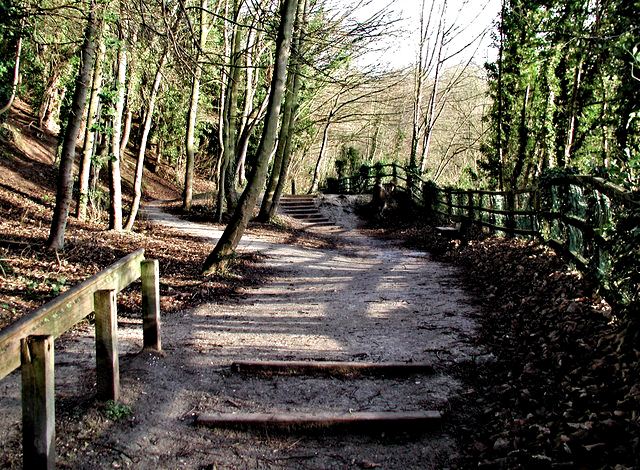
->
[202, 0, 298, 274]
[47, 4, 98, 250]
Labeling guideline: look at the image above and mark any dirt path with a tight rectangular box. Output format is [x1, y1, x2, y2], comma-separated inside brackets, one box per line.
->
[1, 202, 484, 469]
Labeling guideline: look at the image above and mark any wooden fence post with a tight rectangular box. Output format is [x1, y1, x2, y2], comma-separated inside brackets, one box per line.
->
[467, 191, 474, 220]
[94, 289, 119, 401]
[506, 191, 516, 236]
[531, 188, 540, 233]
[21, 335, 55, 470]
[141, 259, 162, 351]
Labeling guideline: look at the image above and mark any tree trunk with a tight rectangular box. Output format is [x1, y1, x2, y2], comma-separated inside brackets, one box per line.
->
[419, 70, 440, 174]
[222, 22, 243, 214]
[493, 0, 506, 190]
[77, 36, 106, 220]
[214, 0, 237, 222]
[215, 162, 227, 221]
[510, 83, 530, 189]
[563, 55, 584, 164]
[118, 31, 136, 156]
[268, 70, 302, 218]
[233, 10, 272, 187]
[368, 120, 380, 161]
[419, 12, 446, 174]
[0, 24, 23, 116]
[234, 26, 258, 187]
[120, 108, 132, 155]
[202, 0, 297, 274]
[47, 6, 97, 250]
[124, 48, 168, 231]
[258, 0, 305, 221]
[183, 0, 214, 211]
[410, 0, 431, 168]
[258, 74, 293, 220]
[234, 90, 269, 187]
[109, 20, 127, 231]
[90, 135, 108, 200]
[183, 57, 203, 211]
[39, 69, 66, 134]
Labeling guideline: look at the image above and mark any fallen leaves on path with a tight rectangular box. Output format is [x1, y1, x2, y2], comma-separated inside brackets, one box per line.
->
[375, 217, 640, 469]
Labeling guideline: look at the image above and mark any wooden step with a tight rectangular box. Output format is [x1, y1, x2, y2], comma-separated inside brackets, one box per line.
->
[231, 360, 435, 377]
[196, 410, 442, 433]
[279, 204, 317, 210]
[282, 208, 319, 214]
[280, 197, 315, 204]
[282, 212, 330, 220]
[305, 221, 337, 228]
[286, 214, 329, 220]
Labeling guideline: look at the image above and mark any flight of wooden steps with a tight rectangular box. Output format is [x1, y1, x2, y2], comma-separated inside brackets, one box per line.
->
[278, 194, 334, 227]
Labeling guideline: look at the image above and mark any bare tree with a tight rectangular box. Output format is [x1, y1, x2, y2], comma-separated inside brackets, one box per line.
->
[118, 27, 138, 157]
[258, 0, 307, 222]
[429, 66, 488, 183]
[234, 2, 273, 186]
[410, 0, 491, 174]
[308, 71, 403, 193]
[108, 10, 128, 231]
[215, 0, 242, 221]
[0, 20, 23, 116]
[123, 46, 169, 230]
[183, 0, 218, 211]
[124, 4, 183, 230]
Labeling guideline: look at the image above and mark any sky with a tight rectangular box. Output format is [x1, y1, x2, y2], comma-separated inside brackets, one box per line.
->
[348, 0, 502, 70]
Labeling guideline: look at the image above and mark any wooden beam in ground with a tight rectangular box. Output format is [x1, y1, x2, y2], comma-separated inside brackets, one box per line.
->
[141, 259, 161, 351]
[196, 410, 441, 433]
[94, 289, 120, 401]
[230, 360, 435, 377]
[21, 335, 55, 470]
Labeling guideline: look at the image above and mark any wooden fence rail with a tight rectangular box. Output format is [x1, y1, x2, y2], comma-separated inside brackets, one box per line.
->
[0, 248, 161, 469]
[433, 187, 540, 236]
[335, 163, 422, 199]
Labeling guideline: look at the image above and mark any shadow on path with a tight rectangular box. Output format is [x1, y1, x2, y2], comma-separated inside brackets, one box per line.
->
[0, 199, 485, 470]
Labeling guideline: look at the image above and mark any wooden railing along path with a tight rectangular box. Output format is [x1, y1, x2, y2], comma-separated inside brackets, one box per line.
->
[0, 248, 161, 469]
[432, 175, 636, 280]
[336, 165, 639, 310]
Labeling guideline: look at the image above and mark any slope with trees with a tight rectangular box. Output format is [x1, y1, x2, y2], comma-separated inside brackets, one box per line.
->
[1, 0, 409, 250]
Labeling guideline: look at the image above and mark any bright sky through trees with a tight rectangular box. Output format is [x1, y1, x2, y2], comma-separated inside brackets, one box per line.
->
[349, 0, 502, 70]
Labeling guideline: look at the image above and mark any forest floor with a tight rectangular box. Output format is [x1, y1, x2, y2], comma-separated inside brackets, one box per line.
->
[1, 101, 639, 469]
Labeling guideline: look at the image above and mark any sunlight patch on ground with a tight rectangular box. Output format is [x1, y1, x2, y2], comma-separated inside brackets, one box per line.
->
[202, 333, 345, 354]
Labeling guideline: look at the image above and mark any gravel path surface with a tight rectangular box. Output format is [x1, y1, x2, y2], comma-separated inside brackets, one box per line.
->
[1, 201, 485, 469]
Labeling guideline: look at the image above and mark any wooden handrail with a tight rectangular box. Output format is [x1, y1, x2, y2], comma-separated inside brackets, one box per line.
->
[545, 174, 635, 204]
[0, 248, 161, 469]
[0, 249, 150, 380]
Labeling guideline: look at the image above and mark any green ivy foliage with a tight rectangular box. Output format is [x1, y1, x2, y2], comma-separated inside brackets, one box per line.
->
[481, 0, 639, 192]
[606, 202, 640, 316]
